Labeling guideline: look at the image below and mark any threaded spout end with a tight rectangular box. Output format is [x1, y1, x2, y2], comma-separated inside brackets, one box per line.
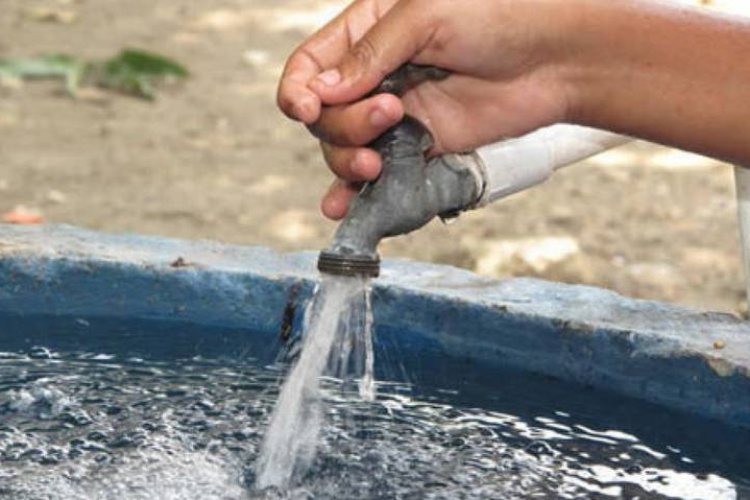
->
[317, 251, 380, 278]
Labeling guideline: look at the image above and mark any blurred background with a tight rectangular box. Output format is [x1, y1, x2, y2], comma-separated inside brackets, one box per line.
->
[0, 0, 747, 313]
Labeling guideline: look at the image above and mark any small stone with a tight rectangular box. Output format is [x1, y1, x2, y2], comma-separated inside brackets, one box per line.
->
[713, 340, 726, 350]
[170, 257, 190, 268]
[0, 76, 23, 91]
[25, 7, 78, 23]
[611, 255, 627, 268]
[76, 87, 110, 103]
[242, 49, 270, 68]
[2, 206, 44, 225]
[47, 190, 67, 204]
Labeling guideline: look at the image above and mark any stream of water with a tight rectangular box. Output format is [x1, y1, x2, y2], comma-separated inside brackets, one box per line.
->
[254, 276, 373, 489]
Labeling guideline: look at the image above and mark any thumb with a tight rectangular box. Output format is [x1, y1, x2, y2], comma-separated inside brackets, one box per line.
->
[309, 2, 431, 105]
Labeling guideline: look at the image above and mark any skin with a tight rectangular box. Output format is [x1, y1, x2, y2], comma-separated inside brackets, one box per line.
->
[276, 0, 750, 220]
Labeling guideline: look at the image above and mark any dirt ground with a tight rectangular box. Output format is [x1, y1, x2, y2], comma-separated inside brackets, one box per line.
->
[0, 0, 746, 314]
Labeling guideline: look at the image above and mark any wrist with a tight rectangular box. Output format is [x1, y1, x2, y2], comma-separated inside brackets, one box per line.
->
[545, 0, 623, 126]
[512, 0, 615, 127]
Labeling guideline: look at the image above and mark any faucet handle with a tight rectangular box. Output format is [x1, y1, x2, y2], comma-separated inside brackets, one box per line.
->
[371, 64, 450, 97]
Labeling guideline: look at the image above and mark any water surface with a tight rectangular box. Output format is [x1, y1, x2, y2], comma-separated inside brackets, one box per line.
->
[0, 315, 748, 499]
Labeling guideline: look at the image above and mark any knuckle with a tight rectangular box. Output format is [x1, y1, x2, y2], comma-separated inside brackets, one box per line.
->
[349, 37, 379, 73]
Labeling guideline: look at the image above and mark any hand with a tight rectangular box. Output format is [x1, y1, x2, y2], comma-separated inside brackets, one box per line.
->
[277, 0, 577, 219]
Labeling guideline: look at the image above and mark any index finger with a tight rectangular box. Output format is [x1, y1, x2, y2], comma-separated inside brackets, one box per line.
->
[277, 53, 325, 124]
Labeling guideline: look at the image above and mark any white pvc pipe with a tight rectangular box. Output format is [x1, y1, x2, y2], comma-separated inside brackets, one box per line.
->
[734, 166, 750, 306]
[460, 120, 750, 313]
[467, 124, 631, 205]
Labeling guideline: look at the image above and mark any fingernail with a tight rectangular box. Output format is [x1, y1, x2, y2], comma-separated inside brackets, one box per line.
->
[316, 69, 341, 87]
[369, 108, 390, 128]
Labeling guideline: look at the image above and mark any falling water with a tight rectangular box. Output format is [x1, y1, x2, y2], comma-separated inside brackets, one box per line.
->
[254, 275, 374, 490]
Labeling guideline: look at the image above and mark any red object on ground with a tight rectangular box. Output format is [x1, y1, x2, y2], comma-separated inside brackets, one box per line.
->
[2, 210, 44, 225]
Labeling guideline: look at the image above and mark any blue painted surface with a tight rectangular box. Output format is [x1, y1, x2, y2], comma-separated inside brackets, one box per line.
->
[0, 224, 749, 428]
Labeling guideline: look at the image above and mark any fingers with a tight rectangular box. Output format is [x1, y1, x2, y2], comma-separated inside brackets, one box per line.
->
[321, 142, 382, 181]
[312, 92, 397, 221]
[321, 179, 360, 220]
[308, 92, 403, 145]
[314, 91, 395, 221]
[277, 54, 323, 124]
[277, 0, 396, 124]
[277, 0, 426, 221]
[278, 26, 353, 124]
[309, 0, 435, 105]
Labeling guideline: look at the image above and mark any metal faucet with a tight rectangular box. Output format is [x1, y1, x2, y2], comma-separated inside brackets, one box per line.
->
[317, 65, 483, 277]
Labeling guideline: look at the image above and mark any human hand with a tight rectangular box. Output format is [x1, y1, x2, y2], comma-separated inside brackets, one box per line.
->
[277, 0, 579, 219]
[279, 0, 750, 220]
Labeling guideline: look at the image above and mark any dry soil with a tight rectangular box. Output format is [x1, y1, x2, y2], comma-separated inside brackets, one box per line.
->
[0, 0, 745, 314]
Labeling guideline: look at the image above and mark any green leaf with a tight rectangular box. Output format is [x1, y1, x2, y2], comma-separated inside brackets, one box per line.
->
[0, 49, 188, 99]
[95, 49, 189, 99]
[0, 54, 88, 95]
[114, 49, 189, 77]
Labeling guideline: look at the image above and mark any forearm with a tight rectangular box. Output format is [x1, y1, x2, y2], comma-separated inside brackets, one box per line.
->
[562, 0, 750, 165]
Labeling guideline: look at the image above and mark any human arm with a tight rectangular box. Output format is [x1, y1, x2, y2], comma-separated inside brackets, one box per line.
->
[277, 0, 750, 218]
[568, 0, 750, 167]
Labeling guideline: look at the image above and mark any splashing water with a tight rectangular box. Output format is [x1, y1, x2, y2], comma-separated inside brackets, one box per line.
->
[254, 275, 374, 489]
[1, 316, 749, 499]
